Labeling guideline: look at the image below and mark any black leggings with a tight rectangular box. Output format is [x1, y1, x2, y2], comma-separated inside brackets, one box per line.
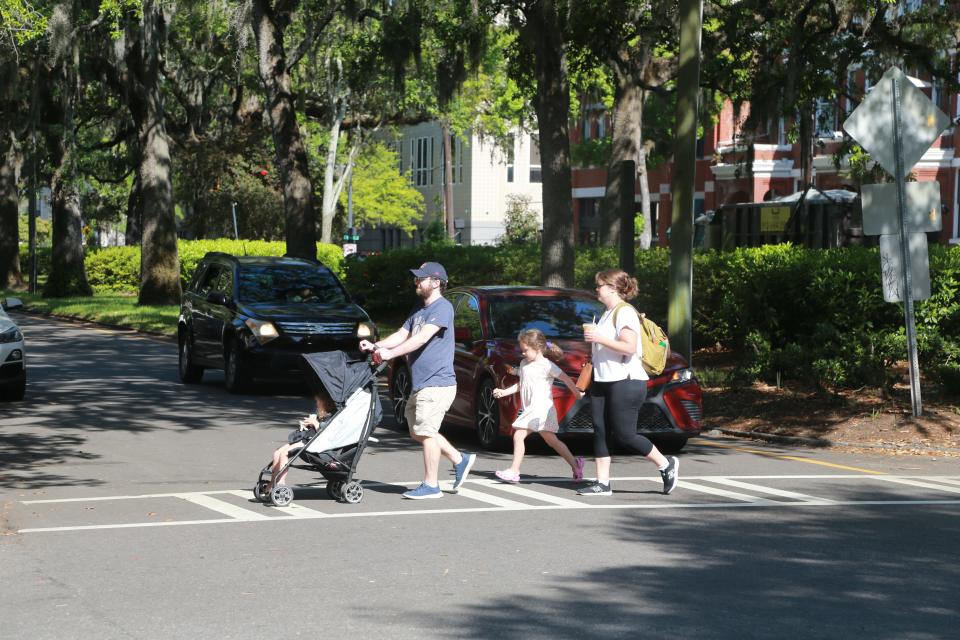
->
[590, 378, 652, 458]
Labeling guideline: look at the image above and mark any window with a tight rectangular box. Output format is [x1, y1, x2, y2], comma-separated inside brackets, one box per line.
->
[413, 137, 434, 187]
[454, 295, 483, 342]
[237, 265, 348, 305]
[395, 140, 403, 172]
[815, 99, 837, 137]
[582, 115, 592, 140]
[505, 135, 515, 183]
[211, 268, 234, 298]
[529, 139, 542, 183]
[441, 136, 464, 184]
[197, 265, 223, 296]
[597, 115, 605, 139]
[488, 296, 604, 340]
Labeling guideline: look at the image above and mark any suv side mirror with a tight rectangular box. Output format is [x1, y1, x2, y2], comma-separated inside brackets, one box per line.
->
[206, 291, 230, 307]
[351, 292, 367, 306]
[454, 326, 473, 344]
[2, 297, 23, 311]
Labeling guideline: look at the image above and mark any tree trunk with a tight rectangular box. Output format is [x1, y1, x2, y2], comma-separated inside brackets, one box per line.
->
[125, 172, 142, 245]
[251, 0, 316, 258]
[638, 142, 652, 249]
[441, 120, 455, 238]
[0, 129, 24, 290]
[44, 18, 91, 299]
[129, 0, 181, 305]
[599, 83, 644, 247]
[525, 0, 574, 287]
[799, 104, 814, 190]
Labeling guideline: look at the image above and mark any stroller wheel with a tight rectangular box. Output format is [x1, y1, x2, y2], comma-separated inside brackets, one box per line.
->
[327, 481, 344, 500]
[342, 481, 363, 504]
[253, 481, 271, 503]
[270, 485, 294, 507]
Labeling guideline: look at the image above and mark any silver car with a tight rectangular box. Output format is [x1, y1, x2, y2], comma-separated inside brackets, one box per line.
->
[0, 297, 25, 401]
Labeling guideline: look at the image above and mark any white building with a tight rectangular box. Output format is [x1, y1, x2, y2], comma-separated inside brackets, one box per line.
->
[382, 122, 544, 247]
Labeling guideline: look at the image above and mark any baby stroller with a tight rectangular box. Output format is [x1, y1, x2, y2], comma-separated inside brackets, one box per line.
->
[253, 351, 384, 506]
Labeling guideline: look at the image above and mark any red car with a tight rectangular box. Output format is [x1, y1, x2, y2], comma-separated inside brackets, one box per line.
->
[387, 286, 703, 452]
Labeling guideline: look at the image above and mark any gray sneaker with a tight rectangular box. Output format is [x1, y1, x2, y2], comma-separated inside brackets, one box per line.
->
[660, 456, 679, 495]
[577, 481, 612, 496]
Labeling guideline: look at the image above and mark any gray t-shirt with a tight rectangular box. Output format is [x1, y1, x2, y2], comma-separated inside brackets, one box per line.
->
[403, 296, 456, 391]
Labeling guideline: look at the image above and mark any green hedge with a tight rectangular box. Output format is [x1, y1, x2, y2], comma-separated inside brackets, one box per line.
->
[343, 243, 960, 392]
[76, 239, 345, 293]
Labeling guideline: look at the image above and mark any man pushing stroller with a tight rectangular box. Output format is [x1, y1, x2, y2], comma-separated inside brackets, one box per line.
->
[360, 261, 477, 499]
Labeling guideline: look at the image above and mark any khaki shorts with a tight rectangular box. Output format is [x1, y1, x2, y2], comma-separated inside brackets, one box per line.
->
[405, 385, 457, 437]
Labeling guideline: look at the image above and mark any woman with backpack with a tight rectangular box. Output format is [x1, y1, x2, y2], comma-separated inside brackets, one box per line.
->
[578, 268, 679, 497]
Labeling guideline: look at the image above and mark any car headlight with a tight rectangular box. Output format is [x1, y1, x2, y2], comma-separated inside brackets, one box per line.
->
[0, 326, 23, 343]
[670, 368, 694, 383]
[244, 318, 279, 345]
[356, 321, 376, 339]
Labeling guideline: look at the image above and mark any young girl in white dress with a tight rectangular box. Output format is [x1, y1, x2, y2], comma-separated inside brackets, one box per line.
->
[492, 329, 585, 483]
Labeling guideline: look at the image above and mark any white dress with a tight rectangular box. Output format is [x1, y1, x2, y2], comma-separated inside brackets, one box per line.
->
[511, 357, 562, 432]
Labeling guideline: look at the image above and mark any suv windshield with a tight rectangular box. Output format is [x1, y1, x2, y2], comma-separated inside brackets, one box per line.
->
[238, 264, 349, 305]
[488, 295, 604, 339]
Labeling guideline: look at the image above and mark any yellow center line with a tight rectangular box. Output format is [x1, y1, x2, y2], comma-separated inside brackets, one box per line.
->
[696, 439, 885, 475]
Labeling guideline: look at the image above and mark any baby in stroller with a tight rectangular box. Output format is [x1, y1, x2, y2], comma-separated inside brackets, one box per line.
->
[265, 388, 337, 493]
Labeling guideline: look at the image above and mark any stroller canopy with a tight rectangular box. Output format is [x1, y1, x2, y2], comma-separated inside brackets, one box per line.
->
[300, 351, 373, 405]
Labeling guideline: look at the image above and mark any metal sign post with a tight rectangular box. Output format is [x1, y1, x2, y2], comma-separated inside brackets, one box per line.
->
[891, 78, 922, 417]
[843, 66, 951, 418]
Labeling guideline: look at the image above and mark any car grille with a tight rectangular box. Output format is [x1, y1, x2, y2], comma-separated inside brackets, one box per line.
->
[680, 399, 703, 423]
[562, 403, 675, 434]
[277, 322, 355, 337]
[637, 404, 674, 433]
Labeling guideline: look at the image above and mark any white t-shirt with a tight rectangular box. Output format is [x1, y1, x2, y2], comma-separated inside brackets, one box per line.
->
[591, 303, 648, 382]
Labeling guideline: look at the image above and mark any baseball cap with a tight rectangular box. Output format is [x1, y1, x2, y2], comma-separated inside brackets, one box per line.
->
[410, 261, 448, 282]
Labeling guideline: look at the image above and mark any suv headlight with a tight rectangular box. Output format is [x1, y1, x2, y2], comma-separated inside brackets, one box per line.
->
[0, 326, 23, 343]
[244, 318, 279, 345]
[356, 321, 376, 339]
[670, 368, 694, 383]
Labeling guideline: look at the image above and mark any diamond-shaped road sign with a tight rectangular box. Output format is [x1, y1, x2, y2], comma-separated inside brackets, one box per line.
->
[843, 66, 951, 178]
[860, 181, 942, 236]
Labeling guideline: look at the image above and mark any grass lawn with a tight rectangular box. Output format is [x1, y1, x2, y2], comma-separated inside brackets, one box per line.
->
[1, 290, 178, 336]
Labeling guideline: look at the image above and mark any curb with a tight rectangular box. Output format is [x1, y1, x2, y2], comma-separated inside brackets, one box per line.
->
[15, 307, 177, 343]
[713, 428, 960, 455]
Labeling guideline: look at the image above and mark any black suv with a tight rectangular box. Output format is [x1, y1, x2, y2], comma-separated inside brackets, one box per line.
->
[178, 253, 376, 393]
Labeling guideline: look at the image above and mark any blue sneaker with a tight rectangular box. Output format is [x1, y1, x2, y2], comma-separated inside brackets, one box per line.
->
[402, 483, 443, 500]
[452, 452, 476, 492]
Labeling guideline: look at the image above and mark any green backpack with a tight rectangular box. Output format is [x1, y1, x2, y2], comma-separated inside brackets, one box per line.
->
[612, 303, 670, 376]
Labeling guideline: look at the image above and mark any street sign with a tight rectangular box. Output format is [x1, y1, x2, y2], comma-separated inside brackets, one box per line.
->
[841, 65, 950, 419]
[861, 181, 942, 236]
[342, 243, 357, 257]
[760, 206, 790, 233]
[842, 66, 951, 179]
[879, 233, 930, 302]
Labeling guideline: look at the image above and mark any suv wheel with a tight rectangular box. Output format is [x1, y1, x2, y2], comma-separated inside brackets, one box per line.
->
[224, 339, 249, 393]
[178, 330, 204, 383]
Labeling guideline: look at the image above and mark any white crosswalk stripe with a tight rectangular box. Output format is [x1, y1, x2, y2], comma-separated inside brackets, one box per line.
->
[454, 487, 530, 509]
[872, 477, 960, 494]
[478, 479, 585, 507]
[705, 478, 835, 503]
[179, 494, 272, 521]
[673, 480, 774, 502]
[224, 490, 327, 518]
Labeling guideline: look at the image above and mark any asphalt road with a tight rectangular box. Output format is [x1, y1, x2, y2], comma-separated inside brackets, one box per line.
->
[1, 314, 958, 639]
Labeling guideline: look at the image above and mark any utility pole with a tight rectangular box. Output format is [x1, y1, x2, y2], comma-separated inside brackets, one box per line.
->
[667, 0, 703, 363]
